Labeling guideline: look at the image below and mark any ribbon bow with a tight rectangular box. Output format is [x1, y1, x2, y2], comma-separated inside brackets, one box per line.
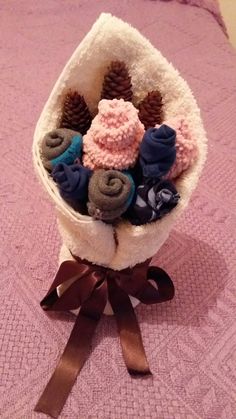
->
[35, 256, 174, 418]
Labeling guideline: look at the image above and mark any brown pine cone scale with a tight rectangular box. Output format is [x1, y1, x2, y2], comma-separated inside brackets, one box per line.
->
[138, 90, 164, 130]
[60, 91, 92, 135]
[101, 61, 133, 102]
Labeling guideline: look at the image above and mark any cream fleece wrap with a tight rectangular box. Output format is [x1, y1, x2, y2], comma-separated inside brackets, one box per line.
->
[32, 13, 207, 272]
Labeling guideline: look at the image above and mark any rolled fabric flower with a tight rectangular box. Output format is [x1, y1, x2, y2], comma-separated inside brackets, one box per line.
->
[139, 125, 176, 178]
[156, 118, 198, 180]
[83, 99, 144, 170]
[128, 179, 180, 226]
[41, 128, 82, 171]
[52, 163, 91, 205]
[87, 169, 134, 221]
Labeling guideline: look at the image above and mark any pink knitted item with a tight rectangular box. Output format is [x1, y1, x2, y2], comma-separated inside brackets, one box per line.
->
[156, 118, 198, 180]
[83, 99, 144, 170]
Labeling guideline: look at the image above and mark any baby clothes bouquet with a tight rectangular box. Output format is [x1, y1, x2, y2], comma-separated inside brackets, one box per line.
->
[33, 13, 207, 418]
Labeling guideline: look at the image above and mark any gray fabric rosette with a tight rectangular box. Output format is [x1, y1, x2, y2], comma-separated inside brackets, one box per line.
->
[87, 169, 134, 222]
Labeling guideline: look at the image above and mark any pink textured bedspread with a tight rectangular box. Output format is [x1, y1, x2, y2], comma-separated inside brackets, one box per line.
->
[1, 1, 236, 418]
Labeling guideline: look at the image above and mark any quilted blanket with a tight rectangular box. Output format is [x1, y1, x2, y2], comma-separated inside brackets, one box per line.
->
[1, 1, 236, 418]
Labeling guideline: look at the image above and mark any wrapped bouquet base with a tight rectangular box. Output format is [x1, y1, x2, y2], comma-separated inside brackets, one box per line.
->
[33, 13, 207, 418]
[35, 255, 175, 418]
[58, 244, 142, 315]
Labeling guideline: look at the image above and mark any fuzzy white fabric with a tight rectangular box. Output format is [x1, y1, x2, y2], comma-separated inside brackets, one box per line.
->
[33, 13, 207, 272]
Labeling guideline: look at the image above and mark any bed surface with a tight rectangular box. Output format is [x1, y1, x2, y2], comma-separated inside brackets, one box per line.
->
[1, 1, 236, 417]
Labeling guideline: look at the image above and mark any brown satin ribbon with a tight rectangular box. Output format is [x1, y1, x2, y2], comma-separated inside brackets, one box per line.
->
[35, 256, 174, 418]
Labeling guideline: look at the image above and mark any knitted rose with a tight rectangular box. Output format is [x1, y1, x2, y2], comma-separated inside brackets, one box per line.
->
[83, 99, 144, 170]
[156, 118, 198, 180]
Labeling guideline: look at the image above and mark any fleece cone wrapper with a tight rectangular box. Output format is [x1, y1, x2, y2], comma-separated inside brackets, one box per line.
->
[33, 13, 207, 314]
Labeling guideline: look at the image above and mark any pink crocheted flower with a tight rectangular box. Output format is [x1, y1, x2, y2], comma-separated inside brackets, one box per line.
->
[83, 99, 144, 170]
[156, 118, 198, 180]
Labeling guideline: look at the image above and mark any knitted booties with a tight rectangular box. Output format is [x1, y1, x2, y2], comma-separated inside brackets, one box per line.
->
[156, 119, 198, 180]
[83, 99, 144, 170]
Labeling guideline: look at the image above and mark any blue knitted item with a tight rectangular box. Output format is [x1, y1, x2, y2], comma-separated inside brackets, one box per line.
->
[139, 125, 176, 178]
[122, 171, 136, 208]
[127, 178, 180, 226]
[51, 135, 82, 168]
[52, 162, 91, 203]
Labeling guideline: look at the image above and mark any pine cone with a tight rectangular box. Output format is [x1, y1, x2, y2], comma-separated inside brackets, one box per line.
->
[138, 90, 164, 130]
[60, 91, 92, 135]
[101, 61, 133, 102]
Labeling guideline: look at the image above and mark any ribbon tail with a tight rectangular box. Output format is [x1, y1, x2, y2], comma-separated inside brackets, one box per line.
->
[146, 266, 175, 302]
[35, 281, 107, 418]
[108, 278, 151, 377]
